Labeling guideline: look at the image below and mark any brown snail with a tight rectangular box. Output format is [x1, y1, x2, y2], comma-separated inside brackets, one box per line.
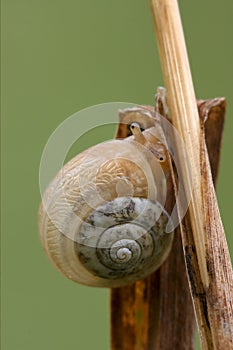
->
[38, 117, 174, 288]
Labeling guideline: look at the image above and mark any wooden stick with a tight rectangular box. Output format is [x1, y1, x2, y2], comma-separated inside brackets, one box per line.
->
[111, 101, 196, 350]
[111, 98, 226, 350]
[150, 0, 233, 349]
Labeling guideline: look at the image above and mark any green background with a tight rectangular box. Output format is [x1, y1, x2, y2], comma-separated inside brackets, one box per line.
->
[1, 1, 233, 349]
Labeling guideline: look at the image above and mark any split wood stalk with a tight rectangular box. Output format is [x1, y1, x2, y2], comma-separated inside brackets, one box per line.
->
[111, 97, 228, 350]
[150, 0, 233, 349]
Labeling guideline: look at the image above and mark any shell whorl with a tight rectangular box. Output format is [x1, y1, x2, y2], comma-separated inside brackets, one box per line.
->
[39, 136, 173, 288]
[77, 197, 172, 283]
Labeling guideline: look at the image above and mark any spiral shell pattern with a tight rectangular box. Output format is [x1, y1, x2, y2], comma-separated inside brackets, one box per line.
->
[39, 137, 173, 287]
[77, 197, 173, 282]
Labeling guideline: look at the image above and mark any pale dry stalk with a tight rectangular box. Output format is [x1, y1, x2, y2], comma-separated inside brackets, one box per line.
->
[150, 0, 233, 348]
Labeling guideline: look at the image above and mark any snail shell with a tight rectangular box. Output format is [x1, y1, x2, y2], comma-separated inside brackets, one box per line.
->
[39, 125, 174, 287]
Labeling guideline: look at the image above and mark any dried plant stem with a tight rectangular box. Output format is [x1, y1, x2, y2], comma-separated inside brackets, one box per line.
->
[111, 101, 196, 350]
[150, 0, 233, 349]
[111, 98, 227, 350]
[150, 0, 208, 289]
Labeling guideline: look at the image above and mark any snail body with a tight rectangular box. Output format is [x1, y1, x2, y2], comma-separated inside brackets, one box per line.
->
[39, 125, 174, 287]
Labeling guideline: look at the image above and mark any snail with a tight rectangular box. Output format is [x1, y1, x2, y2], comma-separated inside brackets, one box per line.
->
[38, 118, 174, 288]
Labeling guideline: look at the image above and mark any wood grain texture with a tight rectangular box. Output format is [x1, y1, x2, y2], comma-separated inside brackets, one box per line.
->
[150, 0, 233, 348]
[197, 98, 225, 186]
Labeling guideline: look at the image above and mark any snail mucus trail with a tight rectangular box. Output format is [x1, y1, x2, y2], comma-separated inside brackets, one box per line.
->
[38, 119, 174, 288]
